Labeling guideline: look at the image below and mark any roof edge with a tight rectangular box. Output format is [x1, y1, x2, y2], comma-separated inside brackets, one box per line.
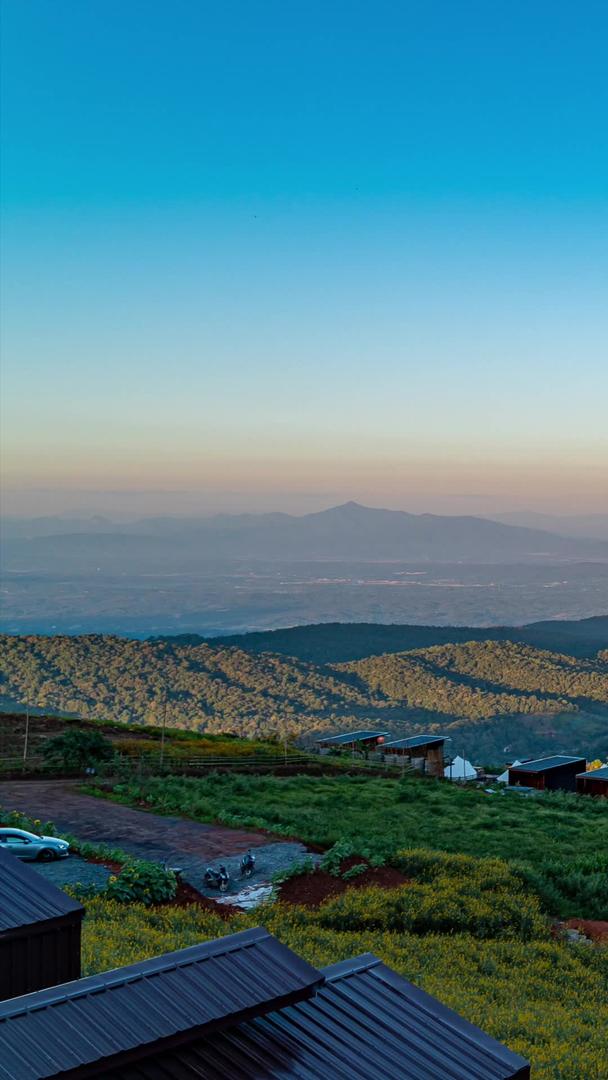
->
[0, 926, 314, 1020]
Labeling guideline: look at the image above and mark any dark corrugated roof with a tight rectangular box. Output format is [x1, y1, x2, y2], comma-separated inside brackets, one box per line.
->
[316, 730, 389, 745]
[0, 927, 322, 1080]
[577, 765, 608, 780]
[110, 954, 530, 1080]
[384, 734, 445, 750]
[0, 846, 83, 933]
[509, 755, 585, 774]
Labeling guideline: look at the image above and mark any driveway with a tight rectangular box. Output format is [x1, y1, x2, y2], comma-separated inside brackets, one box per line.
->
[0, 779, 313, 897]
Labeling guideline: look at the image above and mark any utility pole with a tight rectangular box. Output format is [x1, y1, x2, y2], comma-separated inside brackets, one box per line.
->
[159, 693, 167, 770]
[23, 709, 30, 764]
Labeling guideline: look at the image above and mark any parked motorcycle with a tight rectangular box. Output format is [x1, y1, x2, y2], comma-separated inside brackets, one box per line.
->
[204, 864, 230, 892]
[240, 849, 256, 879]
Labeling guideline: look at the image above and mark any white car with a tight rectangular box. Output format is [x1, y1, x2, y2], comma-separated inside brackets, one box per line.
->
[0, 827, 70, 861]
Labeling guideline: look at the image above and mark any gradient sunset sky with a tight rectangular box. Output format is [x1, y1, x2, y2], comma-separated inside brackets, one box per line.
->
[1, 1, 607, 518]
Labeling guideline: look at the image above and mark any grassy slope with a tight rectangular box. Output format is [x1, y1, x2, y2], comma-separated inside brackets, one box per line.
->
[98, 772, 608, 919]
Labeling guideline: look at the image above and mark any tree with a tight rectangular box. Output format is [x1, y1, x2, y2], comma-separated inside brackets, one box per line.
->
[42, 729, 114, 772]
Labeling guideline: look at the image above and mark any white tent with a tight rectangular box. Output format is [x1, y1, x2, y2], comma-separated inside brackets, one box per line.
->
[496, 760, 521, 784]
[444, 755, 477, 782]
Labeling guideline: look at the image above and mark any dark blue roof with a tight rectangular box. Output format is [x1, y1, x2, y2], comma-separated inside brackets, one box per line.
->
[0, 846, 83, 934]
[509, 755, 585, 774]
[577, 765, 608, 780]
[0, 928, 321, 1079]
[316, 729, 389, 745]
[384, 734, 445, 750]
[109, 953, 530, 1080]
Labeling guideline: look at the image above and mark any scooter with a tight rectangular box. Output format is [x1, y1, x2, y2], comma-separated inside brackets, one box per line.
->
[240, 849, 256, 879]
[204, 864, 230, 892]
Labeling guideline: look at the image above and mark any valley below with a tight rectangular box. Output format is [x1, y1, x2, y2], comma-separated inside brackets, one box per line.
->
[2, 558, 607, 637]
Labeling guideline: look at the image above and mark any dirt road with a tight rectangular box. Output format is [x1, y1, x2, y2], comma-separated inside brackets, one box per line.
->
[0, 779, 310, 895]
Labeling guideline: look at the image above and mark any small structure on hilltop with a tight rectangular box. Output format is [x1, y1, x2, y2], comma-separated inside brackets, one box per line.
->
[576, 764, 608, 798]
[0, 846, 84, 1001]
[444, 755, 477, 782]
[508, 755, 586, 793]
[383, 735, 446, 776]
[316, 729, 389, 753]
[0, 926, 531, 1079]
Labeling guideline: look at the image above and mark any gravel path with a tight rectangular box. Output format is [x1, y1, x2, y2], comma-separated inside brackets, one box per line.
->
[29, 855, 111, 891]
[0, 779, 317, 899]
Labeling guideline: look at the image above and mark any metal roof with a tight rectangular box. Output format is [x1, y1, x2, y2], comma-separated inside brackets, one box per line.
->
[316, 730, 389, 745]
[383, 734, 445, 750]
[577, 765, 608, 780]
[109, 953, 530, 1080]
[509, 755, 586, 774]
[0, 927, 322, 1080]
[0, 846, 83, 934]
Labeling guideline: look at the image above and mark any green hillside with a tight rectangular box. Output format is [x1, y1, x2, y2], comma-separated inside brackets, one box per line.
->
[176, 614, 608, 662]
[1, 633, 607, 761]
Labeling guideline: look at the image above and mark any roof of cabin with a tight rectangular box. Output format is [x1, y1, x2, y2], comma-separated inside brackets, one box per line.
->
[316, 729, 389, 745]
[509, 755, 586, 774]
[0, 928, 321, 1079]
[0, 846, 83, 934]
[107, 954, 530, 1080]
[577, 765, 608, 780]
[383, 735, 445, 750]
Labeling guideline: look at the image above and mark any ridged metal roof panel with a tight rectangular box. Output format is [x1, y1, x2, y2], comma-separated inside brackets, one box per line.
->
[111, 954, 530, 1080]
[316, 730, 389, 745]
[0, 928, 322, 1079]
[577, 765, 608, 780]
[383, 735, 445, 750]
[509, 755, 585, 773]
[0, 846, 83, 933]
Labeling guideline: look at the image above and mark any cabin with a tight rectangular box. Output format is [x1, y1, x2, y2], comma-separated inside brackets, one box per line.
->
[383, 735, 446, 776]
[0, 926, 531, 1079]
[508, 755, 586, 793]
[0, 846, 84, 1001]
[316, 729, 389, 753]
[576, 765, 608, 798]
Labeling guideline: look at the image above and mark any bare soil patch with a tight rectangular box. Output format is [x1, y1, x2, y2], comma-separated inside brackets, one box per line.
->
[566, 919, 608, 943]
[278, 857, 409, 908]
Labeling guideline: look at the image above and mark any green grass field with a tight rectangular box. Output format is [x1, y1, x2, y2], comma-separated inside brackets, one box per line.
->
[92, 772, 608, 918]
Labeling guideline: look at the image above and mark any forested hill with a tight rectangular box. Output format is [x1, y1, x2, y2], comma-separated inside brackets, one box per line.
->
[162, 615, 608, 663]
[1, 635, 607, 763]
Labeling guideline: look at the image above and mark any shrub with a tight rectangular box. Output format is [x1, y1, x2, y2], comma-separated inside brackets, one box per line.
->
[313, 881, 547, 940]
[106, 860, 177, 906]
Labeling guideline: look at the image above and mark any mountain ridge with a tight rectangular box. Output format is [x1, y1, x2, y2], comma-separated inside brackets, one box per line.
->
[3, 502, 608, 567]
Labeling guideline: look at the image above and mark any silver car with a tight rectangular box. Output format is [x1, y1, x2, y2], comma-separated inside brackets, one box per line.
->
[0, 827, 70, 861]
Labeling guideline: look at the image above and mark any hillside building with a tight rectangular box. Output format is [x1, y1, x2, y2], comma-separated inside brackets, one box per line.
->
[508, 755, 586, 793]
[0, 846, 84, 1001]
[383, 734, 446, 776]
[576, 764, 608, 798]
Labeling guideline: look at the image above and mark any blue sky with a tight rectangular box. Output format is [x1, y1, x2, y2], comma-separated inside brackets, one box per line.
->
[1, 1, 607, 516]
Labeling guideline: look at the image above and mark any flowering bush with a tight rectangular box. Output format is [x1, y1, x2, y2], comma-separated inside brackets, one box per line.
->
[106, 860, 177, 906]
